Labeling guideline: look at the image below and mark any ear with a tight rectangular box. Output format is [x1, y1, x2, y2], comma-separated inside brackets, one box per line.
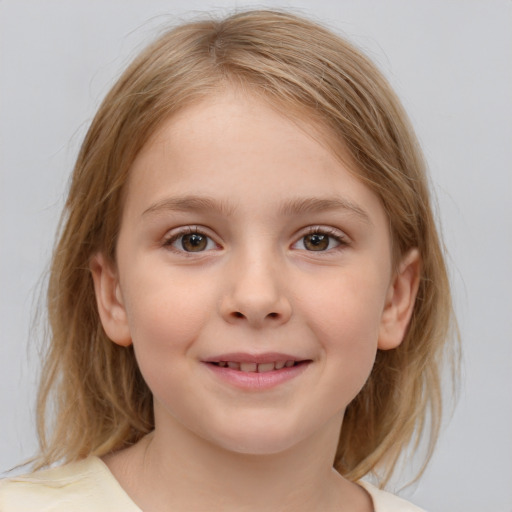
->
[90, 253, 132, 347]
[378, 248, 421, 350]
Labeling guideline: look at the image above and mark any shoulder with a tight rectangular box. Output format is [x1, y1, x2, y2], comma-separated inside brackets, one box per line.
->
[0, 457, 141, 512]
[358, 481, 427, 512]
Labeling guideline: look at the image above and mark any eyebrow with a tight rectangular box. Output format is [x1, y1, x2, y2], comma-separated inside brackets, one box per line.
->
[143, 195, 236, 217]
[142, 195, 371, 224]
[279, 197, 372, 224]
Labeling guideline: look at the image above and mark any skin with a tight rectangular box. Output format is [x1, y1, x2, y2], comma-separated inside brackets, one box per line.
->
[92, 88, 420, 512]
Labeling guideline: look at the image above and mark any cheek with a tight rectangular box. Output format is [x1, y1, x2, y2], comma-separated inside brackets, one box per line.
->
[302, 265, 386, 337]
[120, 268, 218, 375]
[122, 282, 212, 409]
[123, 264, 213, 331]
[298, 265, 388, 387]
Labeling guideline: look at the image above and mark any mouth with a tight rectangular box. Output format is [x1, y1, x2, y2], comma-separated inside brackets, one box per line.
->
[207, 360, 306, 373]
[202, 353, 312, 389]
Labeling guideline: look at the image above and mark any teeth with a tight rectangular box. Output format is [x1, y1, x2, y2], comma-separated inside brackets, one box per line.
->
[257, 362, 275, 373]
[216, 360, 298, 372]
[240, 362, 257, 372]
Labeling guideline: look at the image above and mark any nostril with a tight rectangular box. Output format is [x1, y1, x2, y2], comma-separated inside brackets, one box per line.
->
[267, 312, 278, 319]
[233, 311, 245, 318]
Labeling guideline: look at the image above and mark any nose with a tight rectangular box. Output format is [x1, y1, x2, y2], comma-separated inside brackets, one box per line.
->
[220, 251, 292, 328]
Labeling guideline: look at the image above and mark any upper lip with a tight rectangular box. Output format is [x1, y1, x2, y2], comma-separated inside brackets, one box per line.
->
[202, 352, 308, 364]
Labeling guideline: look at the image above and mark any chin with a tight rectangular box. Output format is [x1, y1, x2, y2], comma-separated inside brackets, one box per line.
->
[201, 414, 310, 456]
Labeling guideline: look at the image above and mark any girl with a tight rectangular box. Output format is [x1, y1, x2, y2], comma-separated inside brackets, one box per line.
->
[0, 10, 456, 511]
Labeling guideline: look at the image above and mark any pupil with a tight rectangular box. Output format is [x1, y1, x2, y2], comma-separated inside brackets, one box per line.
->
[182, 233, 207, 252]
[305, 233, 328, 251]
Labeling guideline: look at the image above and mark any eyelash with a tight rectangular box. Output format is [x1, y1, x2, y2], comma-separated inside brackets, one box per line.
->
[163, 226, 219, 254]
[292, 226, 348, 252]
[162, 226, 348, 254]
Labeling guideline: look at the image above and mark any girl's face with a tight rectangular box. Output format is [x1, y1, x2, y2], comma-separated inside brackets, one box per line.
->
[93, 90, 418, 455]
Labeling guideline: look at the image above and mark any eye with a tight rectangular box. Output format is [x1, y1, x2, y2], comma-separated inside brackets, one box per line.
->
[165, 229, 218, 253]
[293, 228, 346, 252]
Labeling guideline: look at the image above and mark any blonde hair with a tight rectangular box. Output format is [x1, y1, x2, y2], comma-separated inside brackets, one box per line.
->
[35, 10, 457, 485]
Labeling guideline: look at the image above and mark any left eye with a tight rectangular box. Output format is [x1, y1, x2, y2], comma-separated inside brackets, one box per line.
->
[293, 231, 344, 251]
[166, 231, 217, 252]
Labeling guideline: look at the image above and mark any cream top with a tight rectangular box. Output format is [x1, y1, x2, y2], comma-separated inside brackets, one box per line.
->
[0, 457, 425, 511]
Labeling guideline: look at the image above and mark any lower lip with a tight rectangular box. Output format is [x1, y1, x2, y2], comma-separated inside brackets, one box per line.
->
[203, 362, 310, 390]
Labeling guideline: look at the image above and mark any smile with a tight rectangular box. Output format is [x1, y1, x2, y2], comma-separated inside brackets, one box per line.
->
[210, 360, 299, 372]
[203, 354, 311, 390]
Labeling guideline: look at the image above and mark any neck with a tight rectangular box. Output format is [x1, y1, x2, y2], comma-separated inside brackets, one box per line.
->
[104, 412, 372, 512]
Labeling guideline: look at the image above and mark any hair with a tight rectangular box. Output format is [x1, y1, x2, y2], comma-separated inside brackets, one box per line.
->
[34, 9, 457, 485]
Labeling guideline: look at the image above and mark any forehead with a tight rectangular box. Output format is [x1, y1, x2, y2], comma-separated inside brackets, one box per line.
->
[123, 89, 383, 224]
[132, 89, 355, 177]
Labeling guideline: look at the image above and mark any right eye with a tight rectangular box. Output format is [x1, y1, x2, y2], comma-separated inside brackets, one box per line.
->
[164, 229, 218, 253]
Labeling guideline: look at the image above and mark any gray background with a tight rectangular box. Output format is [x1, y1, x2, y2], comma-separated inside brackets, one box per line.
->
[1, 1, 511, 511]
